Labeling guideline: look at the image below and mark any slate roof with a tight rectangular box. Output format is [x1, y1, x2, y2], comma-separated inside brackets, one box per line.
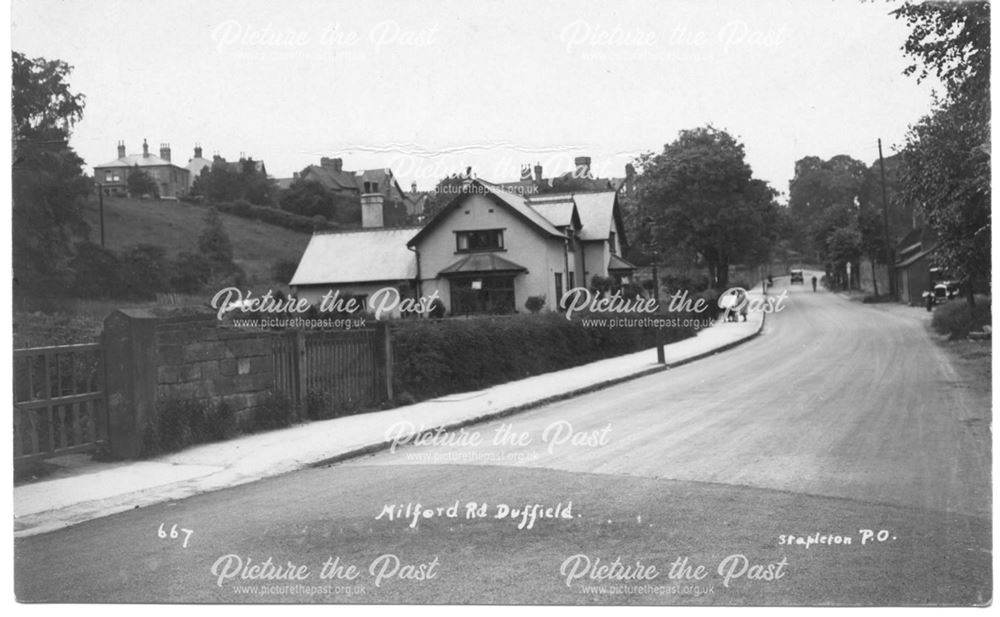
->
[528, 191, 618, 242]
[289, 227, 421, 286]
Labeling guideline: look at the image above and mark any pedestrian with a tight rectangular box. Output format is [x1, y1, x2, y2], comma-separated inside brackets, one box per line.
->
[811, 275, 818, 292]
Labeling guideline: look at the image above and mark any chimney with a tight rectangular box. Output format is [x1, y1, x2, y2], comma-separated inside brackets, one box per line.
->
[534, 162, 543, 181]
[142, 139, 149, 157]
[160, 143, 171, 162]
[411, 181, 418, 194]
[194, 143, 203, 159]
[360, 192, 384, 228]
[320, 157, 344, 172]
[574, 156, 592, 179]
[293, 171, 300, 179]
[520, 164, 532, 181]
[117, 140, 126, 159]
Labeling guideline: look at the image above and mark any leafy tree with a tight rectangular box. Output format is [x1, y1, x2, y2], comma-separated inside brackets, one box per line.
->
[198, 208, 234, 265]
[192, 156, 276, 206]
[120, 244, 169, 300]
[171, 252, 213, 294]
[893, 1, 989, 305]
[126, 165, 158, 198]
[825, 226, 862, 289]
[787, 155, 867, 262]
[69, 241, 122, 298]
[279, 178, 362, 225]
[12, 51, 89, 295]
[630, 127, 781, 289]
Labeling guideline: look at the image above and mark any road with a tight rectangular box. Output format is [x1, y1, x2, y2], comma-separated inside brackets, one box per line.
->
[15, 277, 991, 605]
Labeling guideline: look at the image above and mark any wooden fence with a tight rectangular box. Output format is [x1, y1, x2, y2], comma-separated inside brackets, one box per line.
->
[272, 326, 392, 417]
[13, 343, 107, 465]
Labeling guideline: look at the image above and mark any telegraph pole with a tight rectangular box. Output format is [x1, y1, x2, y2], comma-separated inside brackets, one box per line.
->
[97, 182, 105, 248]
[878, 139, 895, 298]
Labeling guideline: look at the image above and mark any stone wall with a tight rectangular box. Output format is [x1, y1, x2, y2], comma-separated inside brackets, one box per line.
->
[103, 307, 282, 458]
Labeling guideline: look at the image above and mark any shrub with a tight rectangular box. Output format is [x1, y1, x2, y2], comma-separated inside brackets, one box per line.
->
[272, 258, 300, 285]
[142, 398, 237, 456]
[932, 296, 991, 339]
[391, 311, 701, 402]
[248, 392, 294, 432]
[525, 295, 546, 313]
[120, 244, 170, 300]
[172, 251, 213, 293]
[70, 241, 123, 298]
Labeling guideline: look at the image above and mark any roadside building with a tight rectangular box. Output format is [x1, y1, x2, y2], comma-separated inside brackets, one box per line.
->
[94, 139, 190, 198]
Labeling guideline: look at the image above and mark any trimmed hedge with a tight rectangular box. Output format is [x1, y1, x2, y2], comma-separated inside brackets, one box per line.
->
[390, 311, 708, 401]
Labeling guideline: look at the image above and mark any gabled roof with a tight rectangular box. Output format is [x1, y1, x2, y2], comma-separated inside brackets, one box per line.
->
[95, 154, 187, 170]
[608, 254, 637, 272]
[528, 191, 620, 242]
[527, 197, 580, 229]
[408, 179, 565, 247]
[290, 226, 421, 286]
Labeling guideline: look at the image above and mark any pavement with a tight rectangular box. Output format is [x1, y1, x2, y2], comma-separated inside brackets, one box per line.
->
[14, 290, 767, 538]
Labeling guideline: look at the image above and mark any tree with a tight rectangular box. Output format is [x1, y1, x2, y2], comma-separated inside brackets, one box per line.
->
[127, 165, 158, 198]
[198, 208, 234, 265]
[630, 127, 781, 289]
[787, 155, 868, 262]
[893, 1, 990, 305]
[192, 156, 276, 206]
[12, 51, 89, 295]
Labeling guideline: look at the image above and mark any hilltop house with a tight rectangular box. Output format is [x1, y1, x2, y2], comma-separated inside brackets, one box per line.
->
[94, 139, 190, 198]
[289, 179, 634, 316]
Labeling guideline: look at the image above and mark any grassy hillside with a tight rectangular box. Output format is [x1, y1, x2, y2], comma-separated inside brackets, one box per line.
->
[81, 196, 311, 285]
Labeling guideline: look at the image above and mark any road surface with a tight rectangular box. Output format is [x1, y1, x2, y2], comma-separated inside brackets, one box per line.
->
[15, 276, 991, 605]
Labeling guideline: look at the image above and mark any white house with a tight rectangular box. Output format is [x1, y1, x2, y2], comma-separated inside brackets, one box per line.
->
[289, 179, 634, 316]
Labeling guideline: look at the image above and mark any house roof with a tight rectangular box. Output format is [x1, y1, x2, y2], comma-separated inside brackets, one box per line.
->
[527, 198, 580, 229]
[408, 179, 565, 247]
[289, 226, 421, 286]
[529, 191, 619, 242]
[438, 253, 528, 277]
[896, 246, 935, 269]
[186, 156, 213, 179]
[95, 154, 187, 170]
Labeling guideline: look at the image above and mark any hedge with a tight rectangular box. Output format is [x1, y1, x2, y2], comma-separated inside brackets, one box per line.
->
[390, 311, 709, 401]
[931, 295, 991, 339]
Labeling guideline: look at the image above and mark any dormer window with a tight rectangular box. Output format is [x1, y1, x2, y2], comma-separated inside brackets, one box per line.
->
[456, 229, 504, 252]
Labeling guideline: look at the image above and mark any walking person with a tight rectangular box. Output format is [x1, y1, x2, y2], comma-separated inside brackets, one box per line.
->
[811, 275, 818, 292]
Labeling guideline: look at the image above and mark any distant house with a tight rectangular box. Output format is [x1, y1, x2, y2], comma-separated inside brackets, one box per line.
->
[289, 178, 634, 316]
[492, 156, 639, 202]
[185, 145, 213, 187]
[293, 157, 423, 217]
[894, 228, 937, 305]
[94, 139, 190, 198]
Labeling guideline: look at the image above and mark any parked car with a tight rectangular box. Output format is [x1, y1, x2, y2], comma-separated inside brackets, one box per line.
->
[923, 281, 960, 304]
[790, 269, 804, 284]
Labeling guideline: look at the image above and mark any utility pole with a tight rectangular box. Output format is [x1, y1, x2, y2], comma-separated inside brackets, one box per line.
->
[652, 261, 665, 364]
[878, 139, 895, 298]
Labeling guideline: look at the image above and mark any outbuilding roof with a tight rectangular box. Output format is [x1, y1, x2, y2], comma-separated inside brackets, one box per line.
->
[289, 226, 421, 286]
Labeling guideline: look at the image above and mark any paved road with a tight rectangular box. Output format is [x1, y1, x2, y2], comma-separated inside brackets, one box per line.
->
[15, 277, 991, 605]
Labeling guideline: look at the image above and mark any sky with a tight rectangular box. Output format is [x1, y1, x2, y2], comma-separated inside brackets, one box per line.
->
[11, 0, 941, 200]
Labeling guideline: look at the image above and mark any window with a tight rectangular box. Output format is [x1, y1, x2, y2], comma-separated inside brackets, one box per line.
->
[451, 276, 516, 314]
[363, 181, 380, 193]
[456, 229, 504, 252]
[609, 231, 617, 255]
[555, 272, 563, 304]
[104, 171, 113, 182]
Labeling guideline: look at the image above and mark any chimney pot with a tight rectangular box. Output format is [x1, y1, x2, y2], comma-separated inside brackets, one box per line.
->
[142, 139, 149, 157]
[117, 141, 126, 159]
[574, 156, 592, 179]
[534, 162, 543, 181]
[194, 144, 203, 159]
[160, 143, 171, 162]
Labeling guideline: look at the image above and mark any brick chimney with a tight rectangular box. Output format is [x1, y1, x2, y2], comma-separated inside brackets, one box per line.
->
[411, 181, 418, 194]
[142, 139, 150, 157]
[194, 144, 203, 159]
[320, 157, 344, 172]
[117, 140, 126, 159]
[360, 193, 384, 228]
[159, 143, 171, 162]
[534, 162, 543, 181]
[574, 156, 592, 179]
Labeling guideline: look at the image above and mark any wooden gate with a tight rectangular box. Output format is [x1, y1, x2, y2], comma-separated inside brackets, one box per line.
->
[13, 343, 108, 465]
[273, 326, 392, 418]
